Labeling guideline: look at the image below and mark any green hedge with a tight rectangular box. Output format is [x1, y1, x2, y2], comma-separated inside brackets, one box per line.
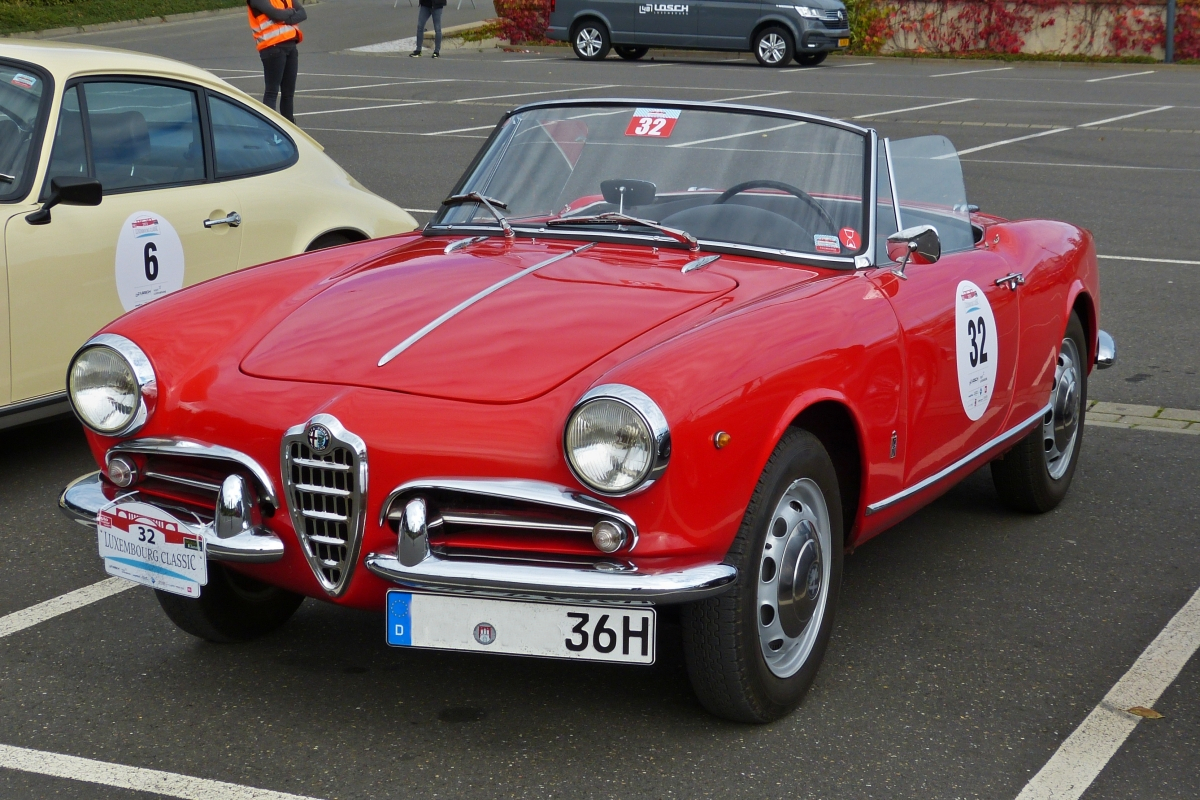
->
[0, 0, 243, 35]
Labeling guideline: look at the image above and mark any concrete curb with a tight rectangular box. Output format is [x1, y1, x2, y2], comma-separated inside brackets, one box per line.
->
[1, 1, 319, 41]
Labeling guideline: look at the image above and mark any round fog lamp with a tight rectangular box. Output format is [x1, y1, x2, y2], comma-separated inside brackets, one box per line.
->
[592, 520, 627, 553]
[106, 456, 139, 488]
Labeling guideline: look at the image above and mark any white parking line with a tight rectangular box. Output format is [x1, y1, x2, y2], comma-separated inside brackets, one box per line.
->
[450, 85, 616, 103]
[303, 126, 490, 139]
[0, 578, 132, 639]
[929, 66, 1014, 78]
[1078, 105, 1173, 127]
[294, 101, 423, 117]
[963, 159, 1200, 173]
[852, 98, 975, 119]
[1098, 254, 1200, 265]
[1086, 70, 1156, 83]
[668, 120, 806, 147]
[943, 127, 1071, 156]
[501, 57, 559, 62]
[294, 81, 419, 93]
[1015, 585, 1200, 800]
[836, 62, 875, 67]
[0, 744, 323, 800]
[714, 91, 792, 103]
[422, 124, 497, 135]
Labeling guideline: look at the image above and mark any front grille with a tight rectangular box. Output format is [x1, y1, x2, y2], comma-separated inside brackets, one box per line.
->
[282, 416, 367, 595]
[820, 9, 847, 27]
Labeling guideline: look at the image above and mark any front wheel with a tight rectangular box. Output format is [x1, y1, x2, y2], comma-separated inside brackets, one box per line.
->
[795, 51, 828, 66]
[991, 312, 1088, 513]
[155, 563, 305, 643]
[682, 428, 843, 723]
[753, 26, 794, 67]
[571, 21, 611, 60]
[613, 45, 649, 60]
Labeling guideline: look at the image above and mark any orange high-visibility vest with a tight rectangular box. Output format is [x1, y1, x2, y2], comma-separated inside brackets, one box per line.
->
[247, 0, 304, 51]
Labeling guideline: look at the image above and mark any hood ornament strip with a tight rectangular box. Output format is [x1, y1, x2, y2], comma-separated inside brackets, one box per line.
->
[377, 242, 595, 367]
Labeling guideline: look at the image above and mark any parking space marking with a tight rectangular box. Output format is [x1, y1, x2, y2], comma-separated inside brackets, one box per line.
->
[303, 126, 490, 139]
[451, 85, 618, 103]
[963, 158, 1200, 172]
[294, 81, 425, 93]
[1086, 70, 1156, 83]
[929, 66, 1014, 78]
[1078, 105, 1173, 127]
[836, 62, 875, 67]
[1016, 585, 1200, 800]
[1098, 254, 1200, 265]
[944, 127, 1071, 156]
[668, 120, 807, 147]
[423, 123, 500, 135]
[0, 578, 132, 639]
[852, 98, 975, 119]
[0, 744, 323, 800]
[294, 101, 423, 117]
[714, 90, 792, 102]
[500, 57, 559, 62]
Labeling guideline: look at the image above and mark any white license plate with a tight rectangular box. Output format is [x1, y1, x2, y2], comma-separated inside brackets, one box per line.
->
[97, 501, 207, 598]
[386, 591, 656, 664]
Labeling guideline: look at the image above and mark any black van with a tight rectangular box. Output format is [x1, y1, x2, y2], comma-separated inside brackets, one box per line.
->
[546, 0, 850, 67]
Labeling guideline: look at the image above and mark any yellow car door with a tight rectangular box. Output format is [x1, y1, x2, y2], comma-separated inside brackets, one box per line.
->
[4, 79, 242, 402]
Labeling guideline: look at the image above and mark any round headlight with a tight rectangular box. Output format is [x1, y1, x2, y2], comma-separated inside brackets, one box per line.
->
[68, 334, 155, 436]
[564, 385, 670, 496]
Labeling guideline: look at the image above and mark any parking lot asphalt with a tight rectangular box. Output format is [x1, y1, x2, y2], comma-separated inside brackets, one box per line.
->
[1, 4, 1196, 798]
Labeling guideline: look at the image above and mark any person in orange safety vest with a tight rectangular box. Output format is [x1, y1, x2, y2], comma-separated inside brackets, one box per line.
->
[247, 0, 307, 122]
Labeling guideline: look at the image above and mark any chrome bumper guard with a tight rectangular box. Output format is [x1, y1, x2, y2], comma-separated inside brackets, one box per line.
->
[59, 472, 285, 564]
[1096, 329, 1116, 369]
[364, 551, 737, 604]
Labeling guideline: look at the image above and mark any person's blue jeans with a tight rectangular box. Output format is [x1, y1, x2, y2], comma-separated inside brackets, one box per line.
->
[416, 6, 443, 53]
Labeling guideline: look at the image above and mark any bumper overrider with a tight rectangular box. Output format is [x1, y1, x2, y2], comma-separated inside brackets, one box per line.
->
[60, 447, 737, 605]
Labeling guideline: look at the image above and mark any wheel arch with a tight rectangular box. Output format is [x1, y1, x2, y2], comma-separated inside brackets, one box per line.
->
[1067, 283, 1097, 371]
[782, 396, 866, 547]
[304, 227, 370, 253]
[751, 16, 801, 48]
[570, 13, 612, 38]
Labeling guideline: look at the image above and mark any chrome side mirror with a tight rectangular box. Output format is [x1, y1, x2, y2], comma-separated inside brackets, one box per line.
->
[886, 225, 941, 280]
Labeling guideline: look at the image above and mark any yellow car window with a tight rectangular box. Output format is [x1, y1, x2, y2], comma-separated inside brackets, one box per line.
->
[208, 94, 296, 178]
[42, 85, 88, 199]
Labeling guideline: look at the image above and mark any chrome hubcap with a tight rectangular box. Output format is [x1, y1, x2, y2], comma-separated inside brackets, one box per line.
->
[757, 478, 831, 678]
[577, 28, 602, 57]
[758, 33, 785, 64]
[1044, 336, 1081, 480]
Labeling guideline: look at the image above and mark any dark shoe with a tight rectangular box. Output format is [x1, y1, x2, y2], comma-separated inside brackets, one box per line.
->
[432, 52, 440, 58]
[409, 50, 421, 57]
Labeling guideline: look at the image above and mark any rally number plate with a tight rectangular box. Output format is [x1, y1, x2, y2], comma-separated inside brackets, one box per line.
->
[386, 591, 656, 664]
[97, 501, 207, 597]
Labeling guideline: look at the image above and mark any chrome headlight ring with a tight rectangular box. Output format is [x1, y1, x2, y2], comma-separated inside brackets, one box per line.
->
[564, 384, 671, 497]
[67, 333, 157, 437]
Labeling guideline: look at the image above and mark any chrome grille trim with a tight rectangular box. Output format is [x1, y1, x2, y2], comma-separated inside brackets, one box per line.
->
[282, 414, 368, 596]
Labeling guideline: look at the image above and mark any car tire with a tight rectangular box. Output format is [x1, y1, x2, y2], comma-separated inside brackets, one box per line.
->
[991, 312, 1088, 513]
[613, 45, 649, 60]
[571, 20, 611, 60]
[681, 428, 843, 723]
[155, 563, 305, 643]
[305, 231, 358, 252]
[795, 51, 828, 66]
[753, 26, 795, 68]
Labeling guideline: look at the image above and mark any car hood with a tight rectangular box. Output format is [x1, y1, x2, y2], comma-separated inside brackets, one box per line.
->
[240, 240, 737, 403]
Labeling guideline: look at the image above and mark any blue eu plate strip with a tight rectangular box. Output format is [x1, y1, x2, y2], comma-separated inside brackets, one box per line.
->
[386, 590, 412, 646]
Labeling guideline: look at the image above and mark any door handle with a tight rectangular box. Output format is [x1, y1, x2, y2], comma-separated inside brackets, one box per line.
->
[994, 272, 1024, 291]
[204, 211, 241, 229]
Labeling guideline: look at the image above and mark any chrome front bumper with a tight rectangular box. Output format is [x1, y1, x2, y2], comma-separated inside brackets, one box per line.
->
[1096, 329, 1116, 369]
[364, 551, 737, 604]
[59, 472, 285, 563]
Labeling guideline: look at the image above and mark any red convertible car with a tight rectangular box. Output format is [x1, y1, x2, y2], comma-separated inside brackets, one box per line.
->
[60, 100, 1115, 723]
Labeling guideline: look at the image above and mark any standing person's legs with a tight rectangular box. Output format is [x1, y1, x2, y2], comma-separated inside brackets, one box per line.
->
[431, 7, 443, 53]
[414, 5, 431, 54]
[278, 44, 299, 122]
[260, 45, 286, 110]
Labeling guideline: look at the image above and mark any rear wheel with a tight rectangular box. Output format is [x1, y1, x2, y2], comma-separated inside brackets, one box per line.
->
[155, 563, 304, 643]
[991, 312, 1088, 513]
[681, 428, 843, 722]
[795, 51, 828, 66]
[571, 20, 611, 60]
[753, 26, 794, 67]
[614, 45, 649, 60]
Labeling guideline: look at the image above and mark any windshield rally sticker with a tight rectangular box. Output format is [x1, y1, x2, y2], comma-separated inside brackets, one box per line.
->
[10, 73, 37, 90]
[814, 234, 841, 254]
[97, 502, 207, 598]
[625, 108, 681, 138]
[838, 227, 860, 250]
[955, 280, 998, 421]
[115, 211, 185, 311]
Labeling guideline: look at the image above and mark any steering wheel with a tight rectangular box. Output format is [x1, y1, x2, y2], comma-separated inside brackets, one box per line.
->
[715, 180, 838, 237]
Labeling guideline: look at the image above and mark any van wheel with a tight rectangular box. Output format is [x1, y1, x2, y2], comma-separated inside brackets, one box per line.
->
[614, 45, 649, 60]
[753, 26, 794, 67]
[571, 20, 611, 60]
[795, 51, 828, 66]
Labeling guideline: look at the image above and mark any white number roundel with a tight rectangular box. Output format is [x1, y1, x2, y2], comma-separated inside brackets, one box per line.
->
[115, 211, 185, 312]
[955, 280, 998, 421]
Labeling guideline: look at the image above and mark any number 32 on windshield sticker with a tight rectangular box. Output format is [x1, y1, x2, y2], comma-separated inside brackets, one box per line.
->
[625, 108, 680, 138]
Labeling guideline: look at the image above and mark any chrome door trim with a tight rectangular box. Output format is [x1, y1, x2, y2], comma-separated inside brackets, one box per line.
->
[865, 404, 1051, 516]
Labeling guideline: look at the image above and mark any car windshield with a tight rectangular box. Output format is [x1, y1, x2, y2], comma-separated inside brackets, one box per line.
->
[432, 102, 870, 264]
[0, 59, 50, 202]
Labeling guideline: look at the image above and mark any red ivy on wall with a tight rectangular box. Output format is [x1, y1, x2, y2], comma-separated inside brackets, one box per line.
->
[493, 0, 552, 44]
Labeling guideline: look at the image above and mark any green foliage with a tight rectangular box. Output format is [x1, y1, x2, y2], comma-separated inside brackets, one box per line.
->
[843, 0, 896, 54]
[0, 0, 242, 35]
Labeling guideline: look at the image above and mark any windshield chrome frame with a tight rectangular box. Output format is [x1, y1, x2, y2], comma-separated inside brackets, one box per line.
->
[426, 98, 876, 270]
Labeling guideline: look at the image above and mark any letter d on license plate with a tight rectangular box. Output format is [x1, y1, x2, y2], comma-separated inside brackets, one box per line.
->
[97, 502, 207, 597]
[387, 591, 656, 664]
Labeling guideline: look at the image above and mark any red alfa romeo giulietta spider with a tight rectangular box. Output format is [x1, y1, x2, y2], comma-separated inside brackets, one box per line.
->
[60, 100, 1115, 723]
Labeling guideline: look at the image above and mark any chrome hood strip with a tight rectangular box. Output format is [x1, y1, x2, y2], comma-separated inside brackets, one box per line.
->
[377, 242, 595, 367]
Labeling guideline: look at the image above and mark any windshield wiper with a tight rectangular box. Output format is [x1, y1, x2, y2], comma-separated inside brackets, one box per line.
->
[0, 173, 14, 183]
[441, 192, 513, 238]
[546, 212, 698, 252]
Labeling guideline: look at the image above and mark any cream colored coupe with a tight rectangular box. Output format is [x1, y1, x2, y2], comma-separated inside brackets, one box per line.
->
[0, 41, 417, 428]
